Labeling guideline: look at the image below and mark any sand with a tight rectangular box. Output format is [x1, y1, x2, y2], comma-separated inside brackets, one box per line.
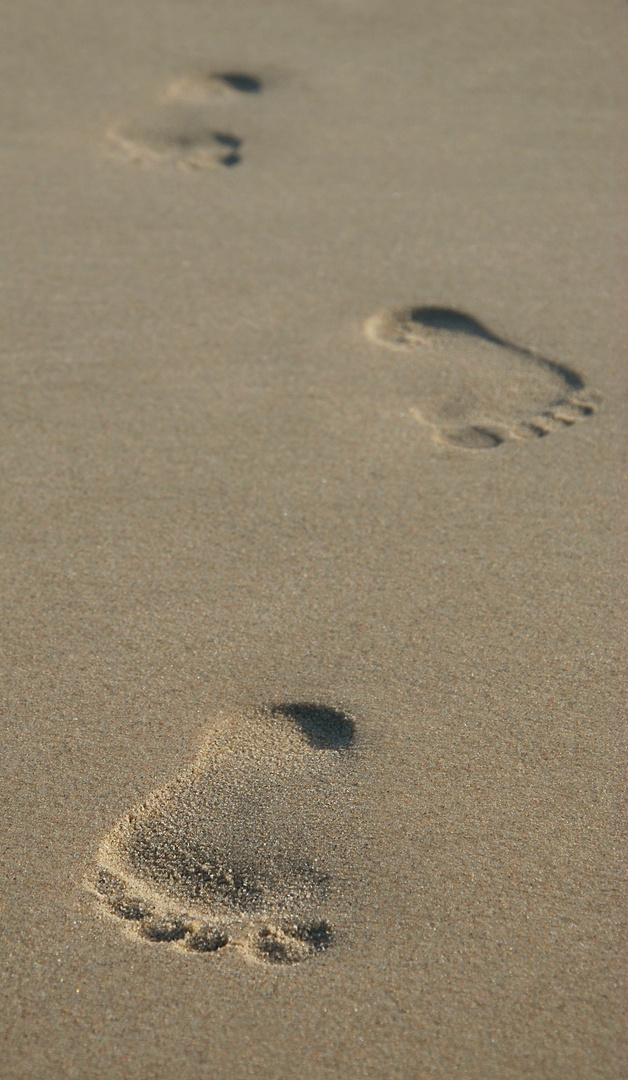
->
[0, 0, 625, 1077]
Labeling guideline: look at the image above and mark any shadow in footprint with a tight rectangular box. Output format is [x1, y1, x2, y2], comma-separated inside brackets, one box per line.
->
[271, 702, 356, 750]
[407, 307, 503, 341]
[213, 132, 242, 166]
[407, 307, 585, 392]
[365, 305, 600, 449]
[215, 73, 262, 94]
[87, 703, 356, 965]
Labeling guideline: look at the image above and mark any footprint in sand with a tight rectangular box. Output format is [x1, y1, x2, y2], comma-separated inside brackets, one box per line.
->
[365, 306, 601, 450]
[107, 71, 262, 169]
[87, 704, 356, 965]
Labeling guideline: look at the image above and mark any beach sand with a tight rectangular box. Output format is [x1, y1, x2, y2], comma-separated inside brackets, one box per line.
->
[0, 1, 624, 1076]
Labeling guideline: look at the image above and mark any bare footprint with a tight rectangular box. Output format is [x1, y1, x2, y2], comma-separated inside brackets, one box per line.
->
[107, 104, 242, 170]
[86, 704, 356, 965]
[365, 306, 601, 450]
[107, 71, 262, 169]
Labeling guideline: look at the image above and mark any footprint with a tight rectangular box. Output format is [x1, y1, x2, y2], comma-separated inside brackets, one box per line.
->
[107, 71, 262, 169]
[365, 306, 601, 450]
[86, 703, 356, 965]
[108, 105, 242, 169]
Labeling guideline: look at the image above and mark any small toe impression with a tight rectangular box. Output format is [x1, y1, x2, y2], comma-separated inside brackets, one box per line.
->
[94, 870, 154, 921]
[184, 926, 229, 953]
[140, 916, 187, 942]
[442, 426, 504, 450]
[513, 421, 552, 440]
[254, 921, 333, 965]
[111, 896, 155, 921]
[570, 402, 596, 417]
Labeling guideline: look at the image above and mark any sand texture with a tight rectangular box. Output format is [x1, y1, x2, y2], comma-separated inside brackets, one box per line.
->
[0, 0, 625, 1077]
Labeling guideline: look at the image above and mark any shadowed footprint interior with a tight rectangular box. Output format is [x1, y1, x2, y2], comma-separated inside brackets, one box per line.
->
[88, 704, 357, 964]
[365, 305, 600, 449]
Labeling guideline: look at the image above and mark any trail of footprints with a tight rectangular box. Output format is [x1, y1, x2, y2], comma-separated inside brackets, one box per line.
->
[365, 306, 600, 450]
[94, 66, 602, 967]
[87, 704, 356, 965]
[107, 71, 262, 168]
[107, 72, 600, 448]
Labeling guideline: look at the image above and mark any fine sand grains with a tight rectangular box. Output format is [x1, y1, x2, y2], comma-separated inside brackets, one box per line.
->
[87, 704, 357, 965]
[365, 306, 601, 449]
